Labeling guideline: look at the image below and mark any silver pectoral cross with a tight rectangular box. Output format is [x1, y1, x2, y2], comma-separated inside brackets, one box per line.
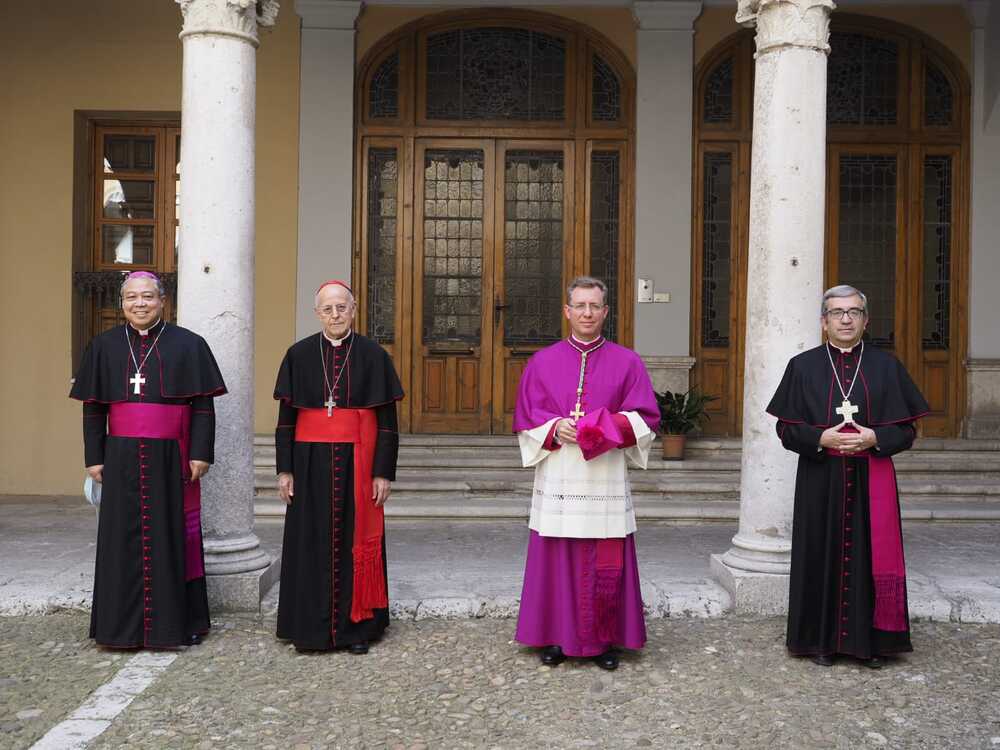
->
[325, 396, 336, 417]
[835, 398, 859, 424]
[129, 372, 146, 394]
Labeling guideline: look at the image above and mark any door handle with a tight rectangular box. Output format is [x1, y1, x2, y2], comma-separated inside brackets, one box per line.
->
[428, 346, 476, 356]
[494, 296, 509, 327]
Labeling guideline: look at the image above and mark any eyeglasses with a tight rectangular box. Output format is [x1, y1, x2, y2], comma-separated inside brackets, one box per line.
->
[568, 303, 607, 313]
[823, 307, 866, 320]
[123, 293, 160, 304]
[316, 304, 352, 317]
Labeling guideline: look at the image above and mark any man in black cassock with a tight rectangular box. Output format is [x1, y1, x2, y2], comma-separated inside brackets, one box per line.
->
[70, 271, 226, 648]
[768, 284, 929, 669]
[274, 279, 403, 653]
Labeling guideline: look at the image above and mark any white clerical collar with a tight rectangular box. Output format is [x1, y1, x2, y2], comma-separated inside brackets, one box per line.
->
[129, 319, 162, 337]
[828, 340, 860, 355]
[570, 334, 603, 346]
[323, 329, 352, 347]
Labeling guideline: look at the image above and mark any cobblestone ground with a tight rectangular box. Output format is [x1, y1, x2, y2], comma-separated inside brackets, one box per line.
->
[2, 613, 1000, 749]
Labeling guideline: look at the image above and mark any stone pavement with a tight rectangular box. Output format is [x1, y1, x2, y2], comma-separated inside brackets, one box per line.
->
[3, 613, 1000, 749]
[3, 496, 1000, 623]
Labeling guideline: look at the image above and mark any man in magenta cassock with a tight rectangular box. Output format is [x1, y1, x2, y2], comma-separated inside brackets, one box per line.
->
[513, 276, 660, 670]
[70, 272, 226, 648]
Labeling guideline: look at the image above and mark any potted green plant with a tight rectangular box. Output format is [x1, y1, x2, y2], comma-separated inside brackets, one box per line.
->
[654, 388, 717, 460]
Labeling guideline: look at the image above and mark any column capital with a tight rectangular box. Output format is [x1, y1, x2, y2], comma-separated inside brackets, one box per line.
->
[736, 0, 836, 55]
[633, 1, 703, 31]
[296, 0, 361, 29]
[176, 0, 280, 46]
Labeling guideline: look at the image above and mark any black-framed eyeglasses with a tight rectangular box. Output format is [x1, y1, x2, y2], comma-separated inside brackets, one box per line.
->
[823, 307, 866, 320]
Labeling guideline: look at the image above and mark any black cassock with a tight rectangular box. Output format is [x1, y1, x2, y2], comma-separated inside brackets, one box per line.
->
[767, 342, 928, 659]
[274, 332, 403, 650]
[70, 319, 226, 648]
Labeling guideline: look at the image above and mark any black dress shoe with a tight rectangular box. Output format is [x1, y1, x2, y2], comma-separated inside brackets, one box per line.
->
[540, 645, 565, 666]
[592, 650, 619, 671]
[349, 642, 369, 655]
[811, 654, 835, 667]
[862, 656, 884, 670]
[188, 633, 202, 646]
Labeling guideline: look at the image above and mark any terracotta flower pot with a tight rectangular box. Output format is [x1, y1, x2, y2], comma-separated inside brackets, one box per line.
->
[661, 433, 686, 461]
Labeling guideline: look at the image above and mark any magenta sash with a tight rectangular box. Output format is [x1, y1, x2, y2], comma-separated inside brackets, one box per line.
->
[867, 455, 908, 631]
[108, 402, 204, 582]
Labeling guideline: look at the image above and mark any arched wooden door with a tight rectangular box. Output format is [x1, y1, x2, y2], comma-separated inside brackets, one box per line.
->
[354, 12, 636, 434]
[692, 18, 970, 437]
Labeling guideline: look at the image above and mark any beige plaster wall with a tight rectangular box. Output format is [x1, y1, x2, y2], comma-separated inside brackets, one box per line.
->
[694, 4, 970, 72]
[0, 0, 299, 496]
[356, 5, 637, 69]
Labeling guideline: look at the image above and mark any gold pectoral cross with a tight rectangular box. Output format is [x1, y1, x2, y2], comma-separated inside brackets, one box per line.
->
[569, 350, 589, 422]
[570, 402, 585, 420]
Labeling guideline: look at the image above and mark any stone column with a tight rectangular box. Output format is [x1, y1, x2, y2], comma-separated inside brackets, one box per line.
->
[176, 0, 280, 610]
[294, 0, 362, 339]
[966, 0, 1000, 438]
[633, 0, 702, 366]
[710, 0, 834, 614]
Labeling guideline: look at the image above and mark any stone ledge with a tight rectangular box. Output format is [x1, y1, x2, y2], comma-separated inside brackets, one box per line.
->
[206, 556, 282, 613]
[709, 554, 790, 616]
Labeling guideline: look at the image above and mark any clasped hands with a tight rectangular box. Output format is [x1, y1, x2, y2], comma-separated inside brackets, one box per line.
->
[86, 460, 210, 484]
[278, 472, 391, 507]
[819, 424, 877, 453]
[554, 418, 578, 445]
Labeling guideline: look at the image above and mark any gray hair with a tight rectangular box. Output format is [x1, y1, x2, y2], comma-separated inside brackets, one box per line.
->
[120, 272, 166, 299]
[566, 276, 608, 305]
[822, 285, 868, 316]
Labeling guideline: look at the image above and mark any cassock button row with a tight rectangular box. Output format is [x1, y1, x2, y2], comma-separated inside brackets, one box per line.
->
[842, 631, 849, 637]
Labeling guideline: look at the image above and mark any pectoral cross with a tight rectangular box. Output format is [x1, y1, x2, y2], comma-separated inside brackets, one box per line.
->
[129, 372, 146, 395]
[325, 396, 336, 417]
[836, 398, 859, 424]
[570, 402, 586, 420]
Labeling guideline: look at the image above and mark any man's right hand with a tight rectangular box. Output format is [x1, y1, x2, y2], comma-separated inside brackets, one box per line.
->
[86, 465, 103, 483]
[819, 426, 865, 453]
[278, 472, 294, 505]
[555, 418, 578, 445]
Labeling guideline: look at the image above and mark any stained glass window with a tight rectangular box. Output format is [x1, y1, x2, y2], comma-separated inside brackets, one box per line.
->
[922, 156, 952, 349]
[703, 57, 734, 125]
[592, 54, 621, 122]
[421, 150, 486, 343]
[425, 28, 566, 121]
[827, 32, 898, 126]
[503, 151, 565, 346]
[701, 153, 732, 348]
[369, 52, 399, 119]
[367, 149, 398, 344]
[837, 155, 898, 347]
[589, 151, 620, 341]
[925, 60, 954, 127]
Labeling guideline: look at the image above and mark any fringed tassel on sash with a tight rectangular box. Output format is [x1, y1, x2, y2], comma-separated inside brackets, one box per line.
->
[594, 539, 625, 642]
[351, 538, 388, 623]
[868, 455, 909, 632]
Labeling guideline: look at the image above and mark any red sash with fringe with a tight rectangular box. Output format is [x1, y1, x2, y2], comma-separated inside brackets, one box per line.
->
[107, 402, 203, 582]
[295, 407, 387, 623]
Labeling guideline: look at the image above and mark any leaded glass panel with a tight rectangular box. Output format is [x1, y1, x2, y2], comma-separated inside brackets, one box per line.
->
[837, 155, 898, 347]
[104, 135, 155, 173]
[369, 52, 400, 119]
[703, 57, 734, 125]
[827, 32, 898, 126]
[925, 60, 954, 127]
[503, 151, 564, 346]
[422, 150, 486, 343]
[589, 152, 620, 341]
[592, 54, 621, 122]
[701, 153, 732, 348]
[425, 28, 566, 121]
[922, 155, 952, 349]
[367, 148, 398, 344]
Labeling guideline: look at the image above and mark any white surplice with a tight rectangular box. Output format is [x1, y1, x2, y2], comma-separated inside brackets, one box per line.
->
[518, 412, 654, 539]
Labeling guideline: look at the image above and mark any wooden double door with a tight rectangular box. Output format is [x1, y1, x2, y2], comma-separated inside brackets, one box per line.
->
[693, 142, 966, 437]
[410, 138, 578, 434]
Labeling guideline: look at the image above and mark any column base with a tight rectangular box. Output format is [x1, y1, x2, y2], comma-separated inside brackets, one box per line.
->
[710, 554, 789, 616]
[206, 555, 281, 613]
